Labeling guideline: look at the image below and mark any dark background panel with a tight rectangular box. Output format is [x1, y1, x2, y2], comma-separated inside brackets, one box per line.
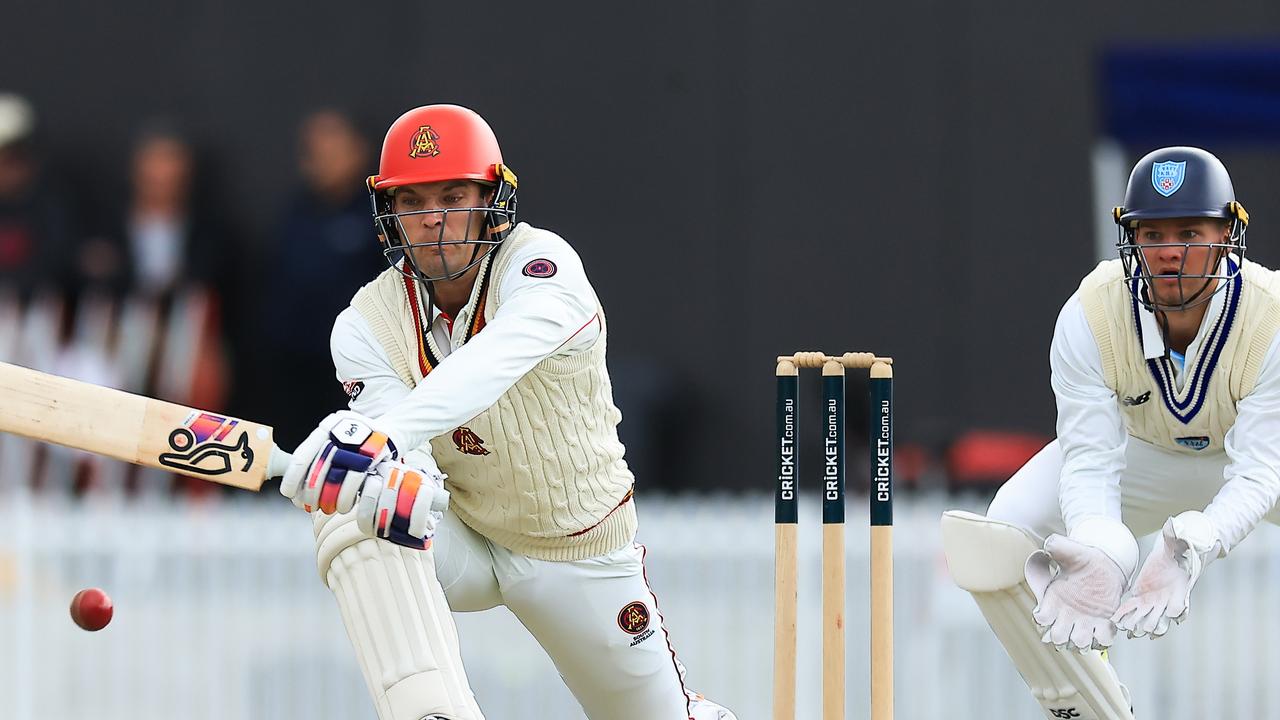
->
[2, 0, 1278, 490]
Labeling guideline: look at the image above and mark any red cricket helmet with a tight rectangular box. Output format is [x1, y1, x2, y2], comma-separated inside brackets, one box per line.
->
[371, 104, 507, 189]
[367, 104, 518, 281]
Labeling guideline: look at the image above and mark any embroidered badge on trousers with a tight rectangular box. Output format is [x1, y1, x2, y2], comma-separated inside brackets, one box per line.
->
[618, 601, 650, 634]
[618, 601, 656, 646]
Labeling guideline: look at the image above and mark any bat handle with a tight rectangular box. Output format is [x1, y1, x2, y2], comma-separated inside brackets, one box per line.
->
[430, 487, 450, 512]
[267, 444, 293, 479]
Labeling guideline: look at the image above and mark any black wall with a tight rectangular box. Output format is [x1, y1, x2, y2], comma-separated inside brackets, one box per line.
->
[5, 1, 1280, 490]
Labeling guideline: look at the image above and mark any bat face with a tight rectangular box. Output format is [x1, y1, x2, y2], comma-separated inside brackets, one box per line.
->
[0, 361, 290, 491]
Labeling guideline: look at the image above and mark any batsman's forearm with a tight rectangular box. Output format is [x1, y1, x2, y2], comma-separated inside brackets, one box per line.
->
[377, 297, 593, 450]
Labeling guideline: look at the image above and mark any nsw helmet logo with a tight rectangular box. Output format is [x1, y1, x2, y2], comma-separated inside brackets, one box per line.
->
[409, 125, 441, 158]
[1151, 160, 1186, 197]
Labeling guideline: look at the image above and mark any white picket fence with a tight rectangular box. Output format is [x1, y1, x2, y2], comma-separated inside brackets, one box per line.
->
[3, 490, 1280, 720]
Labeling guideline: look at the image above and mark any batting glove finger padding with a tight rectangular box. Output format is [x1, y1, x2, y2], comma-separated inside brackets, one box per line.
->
[280, 410, 400, 513]
[355, 460, 448, 550]
[280, 422, 332, 510]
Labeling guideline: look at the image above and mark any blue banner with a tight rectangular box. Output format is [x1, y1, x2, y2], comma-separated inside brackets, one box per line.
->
[1101, 43, 1280, 147]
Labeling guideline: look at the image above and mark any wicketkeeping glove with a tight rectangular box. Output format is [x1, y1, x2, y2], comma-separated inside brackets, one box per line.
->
[1112, 511, 1220, 639]
[1025, 534, 1127, 651]
[1024, 516, 1138, 652]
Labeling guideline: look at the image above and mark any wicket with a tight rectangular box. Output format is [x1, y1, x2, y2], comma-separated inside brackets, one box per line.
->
[774, 351, 894, 720]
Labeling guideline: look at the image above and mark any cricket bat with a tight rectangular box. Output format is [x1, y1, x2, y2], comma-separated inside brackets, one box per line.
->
[0, 361, 291, 490]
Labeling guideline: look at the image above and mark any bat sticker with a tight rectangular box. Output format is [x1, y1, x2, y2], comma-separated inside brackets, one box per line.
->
[158, 412, 255, 475]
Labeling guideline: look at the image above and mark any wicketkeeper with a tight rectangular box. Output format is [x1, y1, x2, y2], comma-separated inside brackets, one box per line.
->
[942, 146, 1280, 719]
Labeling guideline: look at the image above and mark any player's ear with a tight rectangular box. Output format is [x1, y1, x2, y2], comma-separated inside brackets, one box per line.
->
[1212, 219, 1229, 244]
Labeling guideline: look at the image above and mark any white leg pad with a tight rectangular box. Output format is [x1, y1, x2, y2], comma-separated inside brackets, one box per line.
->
[940, 511, 1133, 720]
[316, 511, 484, 720]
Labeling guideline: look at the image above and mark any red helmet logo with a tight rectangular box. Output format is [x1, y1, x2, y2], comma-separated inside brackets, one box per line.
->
[408, 125, 441, 159]
[372, 105, 504, 189]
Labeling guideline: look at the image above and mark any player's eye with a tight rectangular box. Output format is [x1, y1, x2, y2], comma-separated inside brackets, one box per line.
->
[1180, 230, 1199, 240]
[445, 195, 464, 205]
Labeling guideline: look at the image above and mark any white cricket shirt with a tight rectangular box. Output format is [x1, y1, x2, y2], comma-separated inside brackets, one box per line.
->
[1052, 269, 1280, 551]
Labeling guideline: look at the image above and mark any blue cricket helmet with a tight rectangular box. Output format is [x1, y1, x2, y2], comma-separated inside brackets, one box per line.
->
[1114, 146, 1248, 226]
[1112, 146, 1249, 311]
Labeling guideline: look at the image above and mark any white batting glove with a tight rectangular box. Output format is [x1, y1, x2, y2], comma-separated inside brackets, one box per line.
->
[355, 456, 449, 550]
[1112, 511, 1220, 639]
[279, 410, 403, 515]
[1025, 518, 1136, 652]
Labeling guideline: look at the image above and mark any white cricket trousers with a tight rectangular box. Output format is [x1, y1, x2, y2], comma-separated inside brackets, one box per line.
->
[988, 435, 1280, 540]
[434, 507, 693, 720]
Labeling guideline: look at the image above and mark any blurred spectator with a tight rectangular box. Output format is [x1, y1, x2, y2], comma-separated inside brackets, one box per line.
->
[75, 121, 244, 498]
[260, 109, 385, 445]
[0, 92, 79, 294]
[80, 121, 234, 297]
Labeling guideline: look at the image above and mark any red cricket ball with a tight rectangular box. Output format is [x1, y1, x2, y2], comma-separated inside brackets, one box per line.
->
[70, 587, 113, 631]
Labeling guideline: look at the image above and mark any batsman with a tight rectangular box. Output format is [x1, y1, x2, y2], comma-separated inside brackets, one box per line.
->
[277, 105, 735, 720]
[942, 147, 1280, 719]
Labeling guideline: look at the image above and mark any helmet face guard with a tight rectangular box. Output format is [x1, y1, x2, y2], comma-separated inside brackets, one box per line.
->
[1112, 146, 1249, 312]
[366, 104, 519, 284]
[369, 170, 518, 282]
[1115, 210, 1246, 312]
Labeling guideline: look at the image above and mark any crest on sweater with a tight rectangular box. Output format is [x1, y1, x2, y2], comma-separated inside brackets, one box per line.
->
[1175, 436, 1211, 451]
[452, 426, 491, 456]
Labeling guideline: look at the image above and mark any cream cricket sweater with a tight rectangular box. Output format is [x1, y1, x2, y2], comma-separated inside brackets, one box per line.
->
[349, 224, 636, 561]
[1078, 258, 1280, 454]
